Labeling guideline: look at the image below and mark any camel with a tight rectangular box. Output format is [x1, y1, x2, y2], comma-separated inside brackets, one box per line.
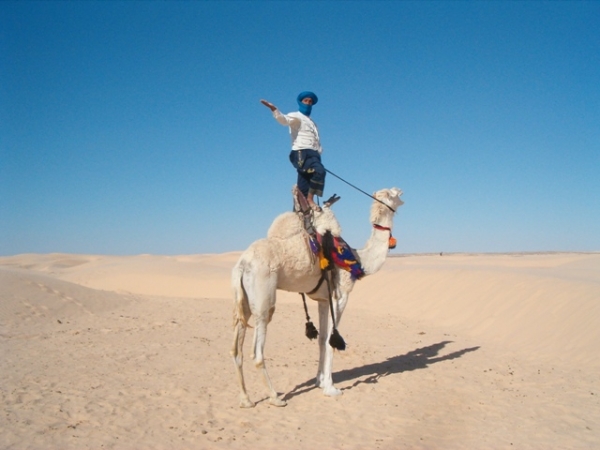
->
[231, 187, 404, 407]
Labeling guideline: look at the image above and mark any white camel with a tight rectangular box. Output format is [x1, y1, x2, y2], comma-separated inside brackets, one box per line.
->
[231, 187, 404, 407]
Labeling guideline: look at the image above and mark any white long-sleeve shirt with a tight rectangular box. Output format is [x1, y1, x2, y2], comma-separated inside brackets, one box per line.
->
[273, 110, 323, 154]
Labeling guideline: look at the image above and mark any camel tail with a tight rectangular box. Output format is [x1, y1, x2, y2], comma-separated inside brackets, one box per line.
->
[232, 261, 251, 328]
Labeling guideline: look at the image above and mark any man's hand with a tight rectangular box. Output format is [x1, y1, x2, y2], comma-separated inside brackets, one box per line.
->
[260, 99, 277, 112]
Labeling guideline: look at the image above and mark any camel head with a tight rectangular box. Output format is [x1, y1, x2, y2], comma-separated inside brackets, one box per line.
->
[369, 187, 404, 224]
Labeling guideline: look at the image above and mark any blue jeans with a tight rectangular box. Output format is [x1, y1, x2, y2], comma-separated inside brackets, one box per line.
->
[289, 149, 326, 197]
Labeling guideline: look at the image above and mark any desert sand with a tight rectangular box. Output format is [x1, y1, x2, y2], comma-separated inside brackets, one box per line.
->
[1, 251, 599, 449]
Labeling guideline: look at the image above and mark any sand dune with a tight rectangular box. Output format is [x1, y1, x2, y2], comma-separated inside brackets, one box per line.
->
[1, 252, 599, 449]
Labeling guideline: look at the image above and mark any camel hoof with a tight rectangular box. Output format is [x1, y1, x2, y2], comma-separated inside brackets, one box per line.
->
[323, 386, 343, 397]
[269, 396, 287, 407]
[239, 398, 255, 408]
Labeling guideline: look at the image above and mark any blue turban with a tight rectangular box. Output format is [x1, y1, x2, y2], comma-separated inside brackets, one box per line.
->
[297, 91, 318, 116]
[297, 91, 318, 105]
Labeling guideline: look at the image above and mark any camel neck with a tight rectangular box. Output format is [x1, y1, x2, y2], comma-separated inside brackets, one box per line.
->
[358, 224, 393, 275]
[371, 214, 394, 230]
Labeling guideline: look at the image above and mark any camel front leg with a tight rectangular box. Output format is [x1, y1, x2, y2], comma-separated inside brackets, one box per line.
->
[316, 301, 343, 397]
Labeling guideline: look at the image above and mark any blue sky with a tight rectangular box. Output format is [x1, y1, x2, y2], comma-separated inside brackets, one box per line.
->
[1, 1, 599, 255]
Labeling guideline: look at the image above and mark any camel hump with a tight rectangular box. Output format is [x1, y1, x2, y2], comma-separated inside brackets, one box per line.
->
[267, 212, 305, 240]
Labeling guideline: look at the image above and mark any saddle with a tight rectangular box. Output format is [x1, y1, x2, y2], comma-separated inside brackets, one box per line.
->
[292, 186, 364, 281]
[292, 186, 340, 236]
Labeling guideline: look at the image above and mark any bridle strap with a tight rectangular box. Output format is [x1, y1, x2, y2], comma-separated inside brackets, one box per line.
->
[373, 224, 392, 232]
[373, 224, 397, 249]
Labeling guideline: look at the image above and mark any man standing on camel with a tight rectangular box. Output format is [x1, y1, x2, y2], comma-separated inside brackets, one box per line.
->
[261, 91, 326, 211]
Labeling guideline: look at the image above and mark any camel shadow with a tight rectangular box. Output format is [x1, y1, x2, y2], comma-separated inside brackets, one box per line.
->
[284, 340, 480, 401]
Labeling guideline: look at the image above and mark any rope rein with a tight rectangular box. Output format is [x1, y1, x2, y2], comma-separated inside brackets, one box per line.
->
[325, 168, 396, 213]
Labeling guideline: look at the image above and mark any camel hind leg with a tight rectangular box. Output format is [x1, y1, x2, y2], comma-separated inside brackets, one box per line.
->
[252, 310, 286, 407]
[231, 264, 255, 408]
[231, 260, 285, 407]
[231, 318, 255, 408]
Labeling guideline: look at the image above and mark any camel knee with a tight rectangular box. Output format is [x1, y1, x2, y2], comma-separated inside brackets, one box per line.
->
[230, 336, 242, 358]
[254, 356, 265, 369]
[231, 351, 243, 367]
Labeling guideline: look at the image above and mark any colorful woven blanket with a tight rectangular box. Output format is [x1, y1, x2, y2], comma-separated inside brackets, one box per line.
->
[312, 232, 365, 280]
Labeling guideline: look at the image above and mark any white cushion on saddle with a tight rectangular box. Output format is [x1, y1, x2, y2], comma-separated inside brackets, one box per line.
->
[313, 207, 342, 237]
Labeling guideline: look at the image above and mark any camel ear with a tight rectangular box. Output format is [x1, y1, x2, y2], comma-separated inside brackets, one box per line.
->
[390, 187, 403, 198]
